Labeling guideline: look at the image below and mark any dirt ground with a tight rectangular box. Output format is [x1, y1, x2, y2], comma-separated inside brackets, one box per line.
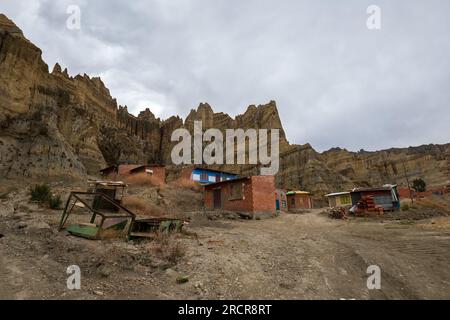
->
[0, 186, 449, 300]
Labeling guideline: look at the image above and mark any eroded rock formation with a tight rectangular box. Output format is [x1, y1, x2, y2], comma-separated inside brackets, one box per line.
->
[1, 14, 448, 199]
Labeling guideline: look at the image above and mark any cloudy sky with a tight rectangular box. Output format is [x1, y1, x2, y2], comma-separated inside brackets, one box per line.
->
[1, 0, 449, 151]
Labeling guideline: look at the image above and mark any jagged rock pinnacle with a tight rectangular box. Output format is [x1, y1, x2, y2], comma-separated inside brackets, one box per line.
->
[0, 13, 24, 37]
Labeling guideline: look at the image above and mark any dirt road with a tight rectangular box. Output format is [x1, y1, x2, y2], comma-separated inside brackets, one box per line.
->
[1, 204, 449, 300]
[166, 211, 450, 300]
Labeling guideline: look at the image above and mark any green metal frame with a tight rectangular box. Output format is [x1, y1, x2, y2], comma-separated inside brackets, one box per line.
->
[59, 192, 136, 240]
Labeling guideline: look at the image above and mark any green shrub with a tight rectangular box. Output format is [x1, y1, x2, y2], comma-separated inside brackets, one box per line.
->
[401, 203, 410, 211]
[30, 184, 51, 203]
[412, 178, 427, 192]
[48, 195, 62, 210]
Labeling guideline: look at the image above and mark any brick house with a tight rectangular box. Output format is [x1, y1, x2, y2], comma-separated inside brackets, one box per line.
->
[287, 191, 313, 210]
[100, 164, 166, 183]
[204, 176, 277, 218]
[129, 165, 166, 184]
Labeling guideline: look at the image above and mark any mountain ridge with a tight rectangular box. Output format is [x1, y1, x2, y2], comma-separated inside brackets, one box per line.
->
[1, 13, 448, 201]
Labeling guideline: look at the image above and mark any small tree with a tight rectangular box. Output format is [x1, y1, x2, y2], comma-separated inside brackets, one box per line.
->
[412, 178, 427, 193]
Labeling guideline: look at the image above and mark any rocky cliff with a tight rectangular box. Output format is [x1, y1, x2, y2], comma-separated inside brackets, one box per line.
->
[1, 14, 448, 198]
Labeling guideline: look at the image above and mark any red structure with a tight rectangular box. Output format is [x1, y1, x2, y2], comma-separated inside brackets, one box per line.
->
[204, 176, 276, 218]
[275, 189, 288, 212]
[129, 165, 166, 184]
[350, 186, 400, 211]
[398, 186, 448, 199]
[286, 191, 313, 210]
[100, 164, 166, 183]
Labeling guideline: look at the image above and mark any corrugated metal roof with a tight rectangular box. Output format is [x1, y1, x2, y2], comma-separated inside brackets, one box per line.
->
[324, 191, 350, 197]
[89, 180, 127, 187]
[351, 186, 392, 193]
[286, 191, 311, 195]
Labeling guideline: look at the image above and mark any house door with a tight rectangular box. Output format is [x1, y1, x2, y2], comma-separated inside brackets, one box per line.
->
[276, 199, 280, 210]
[213, 189, 222, 209]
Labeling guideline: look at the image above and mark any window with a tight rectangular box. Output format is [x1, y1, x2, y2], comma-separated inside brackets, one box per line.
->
[192, 173, 201, 181]
[340, 195, 351, 205]
[208, 175, 216, 183]
[229, 183, 243, 200]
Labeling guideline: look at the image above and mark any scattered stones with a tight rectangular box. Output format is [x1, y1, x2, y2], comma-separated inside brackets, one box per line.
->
[165, 268, 178, 278]
[27, 221, 52, 234]
[279, 282, 295, 290]
[16, 221, 27, 229]
[0, 203, 14, 217]
[17, 203, 39, 213]
[176, 276, 189, 284]
[93, 290, 104, 296]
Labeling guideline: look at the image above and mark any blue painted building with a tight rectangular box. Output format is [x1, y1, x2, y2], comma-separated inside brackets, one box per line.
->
[190, 167, 238, 185]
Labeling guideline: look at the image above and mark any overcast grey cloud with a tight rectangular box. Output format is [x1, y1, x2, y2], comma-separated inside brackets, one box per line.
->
[1, 0, 449, 151]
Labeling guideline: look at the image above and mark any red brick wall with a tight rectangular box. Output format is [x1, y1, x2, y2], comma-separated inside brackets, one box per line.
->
[180, 166, 194, 181]
[204, 176, 276, 215]
[398, 188, 411, 199]
[225, 181, 254, 212]
[118, 165, 141, 176]
[204, 180, 254, 212]
[251, 176, 276, 213]
[399, 187, 447, 199]
[151, 166, 166, 184]
[204, 189, 214, 209]
[276, 189, 288, 211]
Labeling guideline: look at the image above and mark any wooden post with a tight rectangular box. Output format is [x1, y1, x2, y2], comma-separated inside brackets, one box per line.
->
[403, 161, 414, 204]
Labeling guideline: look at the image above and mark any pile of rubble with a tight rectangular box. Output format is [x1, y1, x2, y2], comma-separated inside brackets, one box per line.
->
[328, 207, 348, 220]
[351, 196, 385, 217]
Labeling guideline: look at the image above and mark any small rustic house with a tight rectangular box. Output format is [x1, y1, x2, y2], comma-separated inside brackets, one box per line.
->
[100, 164, 166, 183]
[204, 176, 276, 218]
[350, 185, 400, 211]
[129, 165, 166, 184]
[324, 191, 352, 208]
[287, 191, 313, 210]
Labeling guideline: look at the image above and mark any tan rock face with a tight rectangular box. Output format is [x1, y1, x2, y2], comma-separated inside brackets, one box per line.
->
[320, 145, 450, 188]
[0, 14, 448, 196]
